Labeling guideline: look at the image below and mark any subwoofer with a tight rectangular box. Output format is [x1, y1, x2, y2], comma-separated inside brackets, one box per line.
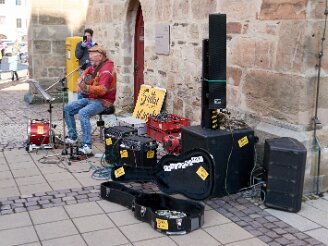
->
[182, 126, 255, 197]
[263, 137, 307, 212]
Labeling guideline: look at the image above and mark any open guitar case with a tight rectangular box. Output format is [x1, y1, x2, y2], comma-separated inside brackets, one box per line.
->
[100, 148, 214, 235]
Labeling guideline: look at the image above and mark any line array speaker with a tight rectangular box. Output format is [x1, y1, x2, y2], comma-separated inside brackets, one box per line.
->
[263, 137, 307, 212]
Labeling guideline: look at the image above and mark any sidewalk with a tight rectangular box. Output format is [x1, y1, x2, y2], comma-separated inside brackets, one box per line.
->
[0, 78, 327, 246]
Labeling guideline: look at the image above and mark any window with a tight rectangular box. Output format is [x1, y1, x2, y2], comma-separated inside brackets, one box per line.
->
[0, 0, 5, 4]
[16, 18, 22, 28]
[16, 0, 21, 5]
[0, 16, 5, 25]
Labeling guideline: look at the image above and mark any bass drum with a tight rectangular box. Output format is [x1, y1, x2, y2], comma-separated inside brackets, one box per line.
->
[27, 119, 50, 146]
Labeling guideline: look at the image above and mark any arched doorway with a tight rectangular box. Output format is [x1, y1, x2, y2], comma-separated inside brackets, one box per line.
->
[133, 5, 144, 105]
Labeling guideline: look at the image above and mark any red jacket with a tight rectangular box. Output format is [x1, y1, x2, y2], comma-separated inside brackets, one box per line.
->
[82, 59, 116, 104]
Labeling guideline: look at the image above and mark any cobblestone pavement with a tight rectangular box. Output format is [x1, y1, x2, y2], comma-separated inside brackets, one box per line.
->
[0, 79, 328, 245]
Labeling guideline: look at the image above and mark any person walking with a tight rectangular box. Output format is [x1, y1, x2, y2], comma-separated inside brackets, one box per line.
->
[8, 52, 19, 81]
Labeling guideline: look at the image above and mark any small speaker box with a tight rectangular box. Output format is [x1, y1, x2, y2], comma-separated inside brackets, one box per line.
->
[263, 137, 307, 212]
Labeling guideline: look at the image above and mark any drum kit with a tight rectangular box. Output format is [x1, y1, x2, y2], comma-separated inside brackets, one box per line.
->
[25, 79, 60, 152]
[25, 63, 85, 152]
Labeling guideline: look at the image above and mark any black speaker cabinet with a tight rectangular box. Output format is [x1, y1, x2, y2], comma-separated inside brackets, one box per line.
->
[182, 126, 255, 197]
[208, 13, 226, 109]
[263, 137, 307, 213]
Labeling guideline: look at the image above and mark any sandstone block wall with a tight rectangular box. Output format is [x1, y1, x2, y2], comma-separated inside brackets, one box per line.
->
[28, 0, 87, 93]
[84, 0, 328, 193]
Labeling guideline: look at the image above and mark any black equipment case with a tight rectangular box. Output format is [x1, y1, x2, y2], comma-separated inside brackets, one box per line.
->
[104, 126, 137, 163]
[119, 135, 158, 168]
[111, 148, 215, 200]
[100, 181, 205, 235]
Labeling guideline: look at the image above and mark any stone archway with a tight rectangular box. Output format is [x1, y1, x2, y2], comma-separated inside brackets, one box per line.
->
[120, 0, 141, 109]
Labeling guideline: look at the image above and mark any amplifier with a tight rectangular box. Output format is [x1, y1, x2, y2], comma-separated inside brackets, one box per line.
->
[263, 137, 307, 212]
[119, 135, 158, 168]
[182, 126, 255, 197]
[104, 126, 137, 163]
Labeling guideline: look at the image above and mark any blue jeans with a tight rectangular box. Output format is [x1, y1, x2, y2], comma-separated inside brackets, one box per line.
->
[64, 98, 105, 147]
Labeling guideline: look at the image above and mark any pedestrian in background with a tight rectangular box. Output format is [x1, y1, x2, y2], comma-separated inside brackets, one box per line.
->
[75, 28, 97, 99]
[8, 52, 19, 81]
[0, 41, 5, 80]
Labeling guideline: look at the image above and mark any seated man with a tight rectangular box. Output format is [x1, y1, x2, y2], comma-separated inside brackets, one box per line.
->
[64, 45, 116, 155]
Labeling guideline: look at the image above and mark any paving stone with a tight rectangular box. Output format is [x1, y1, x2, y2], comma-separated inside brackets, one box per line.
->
[62, 196, 75, 202]
[275, 237, 291, 245]
[12, 203, 24, 209]
[14, 207, 27, 213]
[66, 192, 78, 197]
[65, 200, 77, 205]
[87, 192, 99, 198]
[1, 204, 12, 210]
[1, 200, 14, 205]
[71, 188, 82, 192]
[21, 194, 34, 199]
[27, 197, 40, 202]
[51, 198, 63, 203]
[52, 202, 66, 207]
[27, 206, 41, 211]
[75, 194, 88, 200]
[295, 232, 309, 240]
[40, 195, 53, 200]
[77, 198, 89, 203]
[283, 233, 297, 240]
[88, 197, 101, 202]
[1, 209, 14, 215]
[54, 193, 66, 198]
[77, 190, 90, 195]
[268, 241, 282, 246]
[34, 192, 47, 197]
[266, 231, 280, 239]
[25, 201, 38, 207]
[42, 204, 54, 209]
[259, 235, 273, 243]
[15, 199, 26, 203]
[38, 200, 50, 205]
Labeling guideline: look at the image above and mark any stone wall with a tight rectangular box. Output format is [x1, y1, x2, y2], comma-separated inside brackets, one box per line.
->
[84, 0, 328, 194]
[28, 0, 88, 94]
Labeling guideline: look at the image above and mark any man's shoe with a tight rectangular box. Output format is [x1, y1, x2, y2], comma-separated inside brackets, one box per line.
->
[64, 137, 77, 145]
[79, 144, 93, 155]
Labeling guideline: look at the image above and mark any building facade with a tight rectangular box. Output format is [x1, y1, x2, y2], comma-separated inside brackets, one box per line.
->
[28, 0, 328, 194]
[0, 0, 29, 41]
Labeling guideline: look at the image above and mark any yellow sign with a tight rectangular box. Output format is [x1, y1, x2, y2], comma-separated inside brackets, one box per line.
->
[105, 138, 113, 146]
[120, 150, 128, 158]
[114, 167, 125, 178]
[238, 136, 249, 148]
[147, 150, 155, 159]
[156, 218, 169, 230]
[196, 166, 209, 181]
[132, 85, 166, 121]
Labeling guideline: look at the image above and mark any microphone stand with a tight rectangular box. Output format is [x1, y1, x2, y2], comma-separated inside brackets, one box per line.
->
[45, 65, 82, 150]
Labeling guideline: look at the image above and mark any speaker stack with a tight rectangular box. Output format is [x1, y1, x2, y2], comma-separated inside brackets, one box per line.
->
[201, 13, 226, 129]
[263, 137, 307, 212]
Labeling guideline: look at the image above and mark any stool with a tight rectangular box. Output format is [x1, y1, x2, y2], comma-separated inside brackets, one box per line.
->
[97, 106, 115, 139]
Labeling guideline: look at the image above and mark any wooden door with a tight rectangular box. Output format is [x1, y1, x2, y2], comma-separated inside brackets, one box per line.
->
[134, 6, 144, 105]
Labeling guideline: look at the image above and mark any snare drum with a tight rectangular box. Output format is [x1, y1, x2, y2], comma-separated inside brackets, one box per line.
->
[28, 119, 50, 146]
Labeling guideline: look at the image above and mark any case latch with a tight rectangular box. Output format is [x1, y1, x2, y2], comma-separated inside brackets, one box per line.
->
[140, 206, 146, 217]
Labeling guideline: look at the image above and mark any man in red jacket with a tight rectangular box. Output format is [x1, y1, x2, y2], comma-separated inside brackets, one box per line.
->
[64, 45, 116, 155]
